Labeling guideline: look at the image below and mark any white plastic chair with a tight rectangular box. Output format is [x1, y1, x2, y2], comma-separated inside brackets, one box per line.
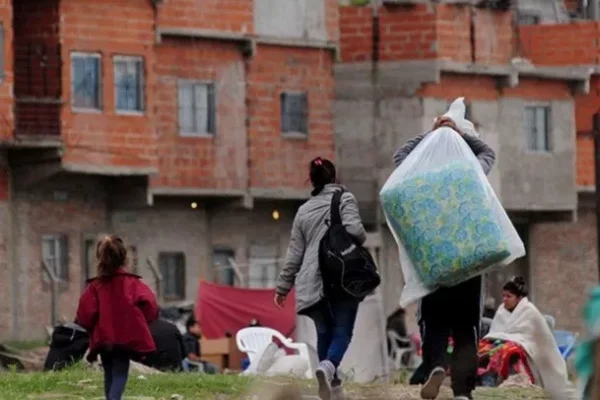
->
[387, 330, 415, 370]
[236, 327, 313, 378]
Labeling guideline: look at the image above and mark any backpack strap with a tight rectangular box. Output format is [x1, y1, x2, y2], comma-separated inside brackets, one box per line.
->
[330, 190, 344, 226]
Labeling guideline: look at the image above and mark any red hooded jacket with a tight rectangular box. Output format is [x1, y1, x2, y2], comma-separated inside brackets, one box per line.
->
[76, 269, 158, 358]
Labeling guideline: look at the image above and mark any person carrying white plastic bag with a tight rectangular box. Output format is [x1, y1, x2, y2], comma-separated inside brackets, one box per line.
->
[381, 97, 525, 400]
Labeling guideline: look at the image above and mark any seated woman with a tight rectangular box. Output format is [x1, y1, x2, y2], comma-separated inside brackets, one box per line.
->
[478, 277, 570, 396]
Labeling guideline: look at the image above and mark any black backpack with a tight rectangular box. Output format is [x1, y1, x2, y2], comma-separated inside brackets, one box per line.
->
[319, 190, 381, 300]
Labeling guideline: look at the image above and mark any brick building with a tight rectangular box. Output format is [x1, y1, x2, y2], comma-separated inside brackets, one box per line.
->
[336, 1, 596, 333]
[0, 0, 339, 340]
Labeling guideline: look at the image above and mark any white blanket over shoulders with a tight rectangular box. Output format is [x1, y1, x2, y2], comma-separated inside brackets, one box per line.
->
[485, 297, 572, 399]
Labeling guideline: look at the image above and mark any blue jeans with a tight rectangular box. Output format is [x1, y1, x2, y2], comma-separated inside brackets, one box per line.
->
[100, 353, 130, 400]
[306, 298, 359, 370]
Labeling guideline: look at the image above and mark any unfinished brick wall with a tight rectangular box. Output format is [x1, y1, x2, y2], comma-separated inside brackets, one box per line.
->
[59, 0, 157, 171]
[378, 4, 439, 61]
[340, 4, 513, 65]
[574, 76, 600, 187]
[153, 38, 247, 191]
[0, 156, 9, 338]
[0, 0, 12, 140]
[339, 6, 373, 63]
[520, 22, 600, 187]
[564, 0, 580, 13]
[519, 22, 600, 66]
[247, 45, 335, 190]
[13, 0, 60, 137]
[157, 0, 254, 34]
[529, 207, 598, 333]
[474, 8, 513, 65]
[326, 0, 341, 42]
[11, 176, 108, 338]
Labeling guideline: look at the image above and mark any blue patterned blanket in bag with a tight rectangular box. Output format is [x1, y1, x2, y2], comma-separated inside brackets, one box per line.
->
[381, 161, 510, 287]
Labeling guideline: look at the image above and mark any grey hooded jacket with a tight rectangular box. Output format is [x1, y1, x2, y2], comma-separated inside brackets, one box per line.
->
[275, 184, 367, 313]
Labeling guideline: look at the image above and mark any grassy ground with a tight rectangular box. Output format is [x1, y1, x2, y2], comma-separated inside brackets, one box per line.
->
[0, 366, 549, 400]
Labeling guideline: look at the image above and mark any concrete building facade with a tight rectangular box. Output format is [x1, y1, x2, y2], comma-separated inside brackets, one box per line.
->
[336, 1, 596, 333]
[0, 0, 339, 340]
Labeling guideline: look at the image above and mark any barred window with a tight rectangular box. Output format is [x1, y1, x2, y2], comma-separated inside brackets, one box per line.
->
[178, 80, 216, 136]
[159, 252, 186, 300]
[42, 234, 69, 282]
[114, 56, 144, 113]
[525, 106, 551, 152]
[71, 53, 101, 110]
[281, 92, 308, 135]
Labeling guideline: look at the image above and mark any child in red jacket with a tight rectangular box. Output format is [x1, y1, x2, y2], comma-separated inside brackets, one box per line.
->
[76, 235, 158, 400]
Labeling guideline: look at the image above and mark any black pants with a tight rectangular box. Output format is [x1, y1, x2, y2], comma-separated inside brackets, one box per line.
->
[412, 276, 482, 397]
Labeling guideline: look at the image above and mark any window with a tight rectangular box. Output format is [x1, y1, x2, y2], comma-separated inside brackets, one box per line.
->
[281, 92, 308, 135]
[212, 249, 235, 286]
[525, 106, 551, 152]
[42, 234, 68, 282]
[114, 56, 144, 113]
[248, 245, 278, 289]
[71, 53, 101, 110]
[178, 80, 216, 136]
[158, 252, 185, 300]
[83, 238, 95, 283]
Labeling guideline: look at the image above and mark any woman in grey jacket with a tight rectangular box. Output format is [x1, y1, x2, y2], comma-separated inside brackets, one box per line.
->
[275, 157, 366, 400]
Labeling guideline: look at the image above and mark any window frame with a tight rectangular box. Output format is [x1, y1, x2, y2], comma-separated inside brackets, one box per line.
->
[280, 91, 309, 138]
[212, 248, 236, 286]
[70, 51, 102, 113]
[524, 104, 552, 153]
[113, 55, 145, 115]
[42, 234, 69, 283]
[158, 252, 186, 301]
[177, 79, 217, 137]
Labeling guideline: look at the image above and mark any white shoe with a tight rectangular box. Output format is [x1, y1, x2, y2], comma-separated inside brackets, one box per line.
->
[420, 367, 446, 399]
[454, 397, 471, 400]
[315, 360, 335, 400]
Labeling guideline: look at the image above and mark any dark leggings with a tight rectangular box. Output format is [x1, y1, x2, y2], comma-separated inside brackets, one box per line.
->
[101, 352, 130, 400]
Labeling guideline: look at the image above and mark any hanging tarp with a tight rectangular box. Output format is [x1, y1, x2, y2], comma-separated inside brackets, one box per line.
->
[197, 281, 296, 339]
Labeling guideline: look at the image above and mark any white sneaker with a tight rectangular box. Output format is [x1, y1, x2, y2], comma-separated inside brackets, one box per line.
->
[420, 367, 446, 399]
[315, 360, 335, 400]
[454, 397, 471, 400]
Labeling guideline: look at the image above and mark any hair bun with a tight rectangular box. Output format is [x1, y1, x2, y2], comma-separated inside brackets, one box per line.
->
[513, 276, 525, 286]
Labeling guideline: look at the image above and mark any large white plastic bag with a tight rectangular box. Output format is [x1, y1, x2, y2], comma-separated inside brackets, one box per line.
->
[380, 127, 526, 307]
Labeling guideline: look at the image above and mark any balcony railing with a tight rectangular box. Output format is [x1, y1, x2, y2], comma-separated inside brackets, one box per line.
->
[14, 42, 62, 137]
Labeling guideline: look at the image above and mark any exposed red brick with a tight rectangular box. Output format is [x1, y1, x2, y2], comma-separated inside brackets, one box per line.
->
[341, 4, 513, 64]
[519, 22, 600, 66]
[378, 4, 438, 62]
[326, 0, 340, 42]
[0, 0, 15, 140]
[339, 6, 373, 62]
[530, 208, 598, 333]
[474, 8, 513, 65]
[59, 0, 158, 171]
[418, 74, 499, 101]
[564, 0, 580, 13]
[247, 45, 335, 190]
[152, 38, 247, 190]
[157, 0, 254, 34]
[503, 78, 572, 100]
